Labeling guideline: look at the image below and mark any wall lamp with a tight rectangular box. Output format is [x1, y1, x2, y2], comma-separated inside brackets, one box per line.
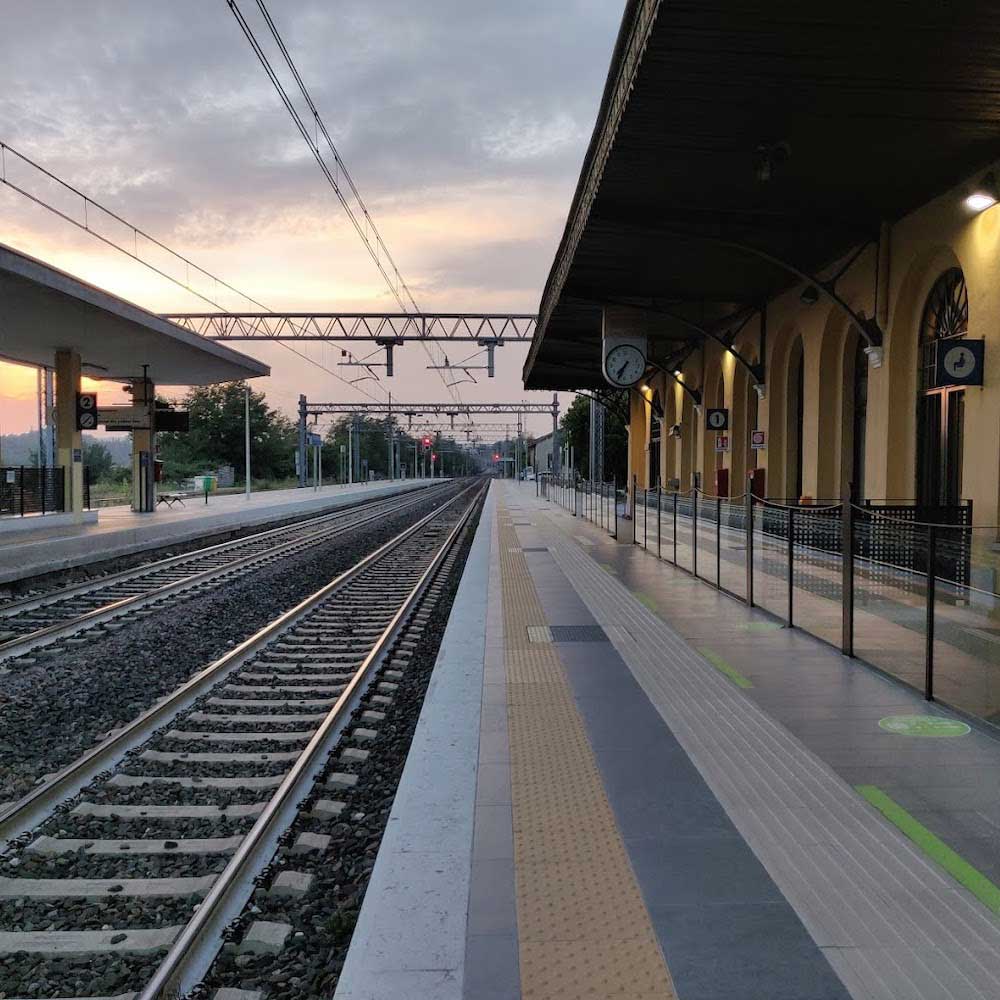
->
[965, 172, 999, 213]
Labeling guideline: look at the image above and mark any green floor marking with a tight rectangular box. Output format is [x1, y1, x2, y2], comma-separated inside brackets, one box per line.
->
[878, 715, 971, 738]
[744, 621, 782, 633]
[697, 648, 753, 689]
[636, 593, 658, 612]
[856, 785, 1000, 914]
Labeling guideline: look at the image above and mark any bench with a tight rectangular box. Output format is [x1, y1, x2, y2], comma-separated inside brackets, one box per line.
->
[157, 492, 187, 508]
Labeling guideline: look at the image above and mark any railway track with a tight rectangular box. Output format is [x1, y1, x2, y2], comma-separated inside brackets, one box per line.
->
[0, 481, 451, 664]
[0, 481, 483, 1000]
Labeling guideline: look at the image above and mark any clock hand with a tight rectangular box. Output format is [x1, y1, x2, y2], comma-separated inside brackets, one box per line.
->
[616, 360, 628, 379]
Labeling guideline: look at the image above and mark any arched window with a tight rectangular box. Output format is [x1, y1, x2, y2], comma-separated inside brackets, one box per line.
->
[917, 268, 967, 506]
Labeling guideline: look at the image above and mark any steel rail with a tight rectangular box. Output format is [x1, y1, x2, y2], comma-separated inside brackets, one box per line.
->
[0, 482, 468, 845]
[0, 487, 425, 618]
[0, 483, 449, 660]
[138, 481, 483, 999]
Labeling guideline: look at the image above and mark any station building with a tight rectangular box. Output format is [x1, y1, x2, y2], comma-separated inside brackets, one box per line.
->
[525, 0, 1000, 527]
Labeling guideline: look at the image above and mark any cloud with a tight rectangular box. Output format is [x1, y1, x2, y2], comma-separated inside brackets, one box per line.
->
[0, 0, 622, 433]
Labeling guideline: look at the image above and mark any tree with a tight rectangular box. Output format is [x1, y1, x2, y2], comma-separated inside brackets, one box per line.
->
[83, 441, 117, 482]
[158, 382, 296, 483]
[559, 392, 628, 483]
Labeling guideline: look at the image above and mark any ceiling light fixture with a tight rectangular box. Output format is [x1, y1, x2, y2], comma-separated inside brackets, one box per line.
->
[965, 172, 999, 213]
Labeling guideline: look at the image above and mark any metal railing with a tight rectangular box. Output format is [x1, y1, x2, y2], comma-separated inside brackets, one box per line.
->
[0, 467, 93, 517]
[548, 474, 1000, 724]
[539, 472, 619, 538]
[1, 466, 64, 517]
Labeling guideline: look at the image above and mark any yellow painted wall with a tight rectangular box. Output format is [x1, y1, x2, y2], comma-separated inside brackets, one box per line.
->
[626, 167, 1000, 526]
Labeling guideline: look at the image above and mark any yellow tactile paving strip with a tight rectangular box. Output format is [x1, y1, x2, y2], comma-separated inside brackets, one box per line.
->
[498, 506, 677, 1000]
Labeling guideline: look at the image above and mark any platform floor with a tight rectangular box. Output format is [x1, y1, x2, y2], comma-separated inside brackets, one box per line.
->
[337, 480, 1000, 1000]
[0, 479, 438, 585]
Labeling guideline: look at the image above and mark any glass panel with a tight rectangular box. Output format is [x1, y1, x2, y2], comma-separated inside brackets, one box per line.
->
[719, 496, 747, 599]
[675, 491, 695, 573]
[790, 505, 842, 647]
[694, 493, 717, 583]
[753, 503, 789, 622]
[852, 509, 928, 695]
[932, 526, 1000, 721]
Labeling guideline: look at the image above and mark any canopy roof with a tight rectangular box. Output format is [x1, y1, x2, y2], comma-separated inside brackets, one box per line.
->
[525, 0, 1000, 389]
[0, 243, 269, 384]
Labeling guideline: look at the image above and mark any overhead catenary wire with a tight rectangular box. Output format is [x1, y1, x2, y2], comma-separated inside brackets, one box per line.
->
[225, 0, 463, 404]
[0, 141, 386, 405]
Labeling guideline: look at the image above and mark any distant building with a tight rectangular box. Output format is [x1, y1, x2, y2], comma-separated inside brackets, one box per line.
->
[529, 432, 554, 473]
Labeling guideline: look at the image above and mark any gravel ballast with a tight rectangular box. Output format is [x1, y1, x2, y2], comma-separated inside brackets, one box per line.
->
[0, 485, 481, 999]
[198, 493, 483, 999]
[0, 485, 462, 805]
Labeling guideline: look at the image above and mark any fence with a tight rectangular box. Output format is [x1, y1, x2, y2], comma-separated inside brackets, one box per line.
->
[546, 474, 1000, 725]
[538, 472, 619, 538]
[0, 466, 91, 517]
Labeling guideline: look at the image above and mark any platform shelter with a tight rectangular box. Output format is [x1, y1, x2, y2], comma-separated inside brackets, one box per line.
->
[0, 242, 268, 520]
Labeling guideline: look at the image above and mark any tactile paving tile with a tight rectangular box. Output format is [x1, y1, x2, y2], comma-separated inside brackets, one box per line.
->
[497, 502, 676, 1000]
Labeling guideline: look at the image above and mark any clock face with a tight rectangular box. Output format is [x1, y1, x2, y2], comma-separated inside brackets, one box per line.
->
[604, 343, 646, 387]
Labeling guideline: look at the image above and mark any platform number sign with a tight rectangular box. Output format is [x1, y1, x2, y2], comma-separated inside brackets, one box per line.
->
[934, 339, 984, 387]
[706, 408, 729, 431]
[75, 392, 98, 430]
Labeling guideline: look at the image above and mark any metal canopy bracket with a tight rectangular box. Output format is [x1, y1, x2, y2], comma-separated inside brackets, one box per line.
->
[600, 224, 886, 358]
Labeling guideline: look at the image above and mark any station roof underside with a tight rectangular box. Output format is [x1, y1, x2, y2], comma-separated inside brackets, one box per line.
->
[524, 0, 1000, 390]
[0, 243, 270, 385]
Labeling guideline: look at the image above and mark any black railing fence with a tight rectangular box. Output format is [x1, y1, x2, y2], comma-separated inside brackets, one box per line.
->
[0, 466, 92, 517]
[542, 473, 992, 715]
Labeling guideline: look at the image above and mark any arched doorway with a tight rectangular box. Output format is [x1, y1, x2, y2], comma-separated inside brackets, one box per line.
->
[786, 337, 805, 501]
[916, 268, 967, 506]
[714, 371, 728, 496]
[851, 337, 869, 500]
[649, 390, 663, 487]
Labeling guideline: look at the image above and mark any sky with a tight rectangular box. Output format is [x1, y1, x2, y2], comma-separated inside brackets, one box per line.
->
[0, 0, 623, 444]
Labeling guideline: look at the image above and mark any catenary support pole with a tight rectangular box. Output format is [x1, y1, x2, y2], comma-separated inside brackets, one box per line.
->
[244, 385, 251, 500]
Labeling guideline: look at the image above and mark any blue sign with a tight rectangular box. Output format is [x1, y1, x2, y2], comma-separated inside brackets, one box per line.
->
[307, 433, 323, 447]
[934, 339, 984, 387]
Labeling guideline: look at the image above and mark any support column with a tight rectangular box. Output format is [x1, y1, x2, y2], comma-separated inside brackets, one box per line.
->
[44, 368, 55, 467]
[131, 373, 155, 513]
[55, 349, 84, 521]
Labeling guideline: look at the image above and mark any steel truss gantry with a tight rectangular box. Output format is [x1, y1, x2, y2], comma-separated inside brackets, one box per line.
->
[165, 313, 537, 343]
[296, 396, 561, 486]
[303, 401, 555, 417]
